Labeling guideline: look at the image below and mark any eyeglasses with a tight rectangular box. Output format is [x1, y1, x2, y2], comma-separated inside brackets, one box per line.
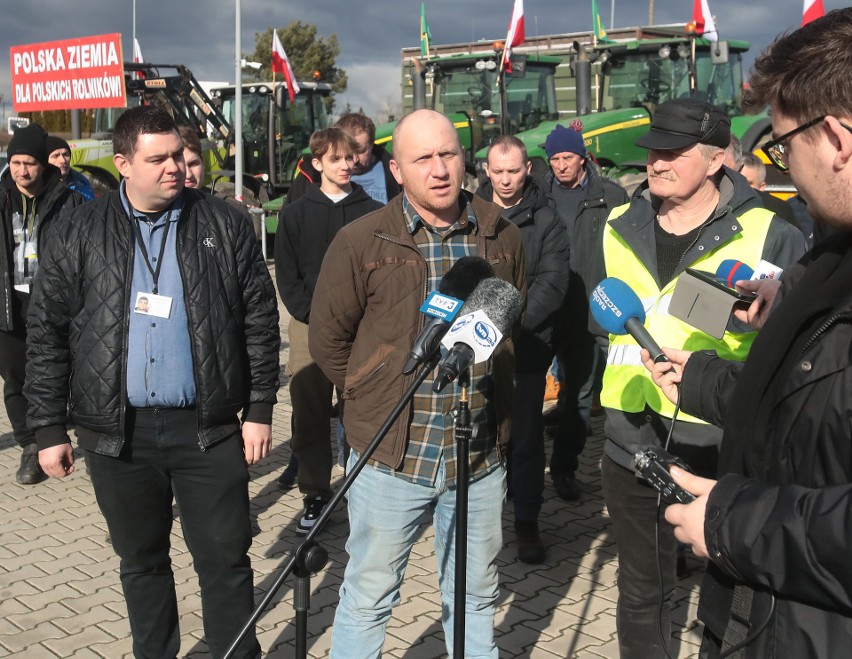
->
[762, 115, 852, 171]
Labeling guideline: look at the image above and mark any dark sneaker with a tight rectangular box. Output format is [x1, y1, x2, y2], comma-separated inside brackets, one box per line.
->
[297, 497, 329, 536]
[515, 520, 546, 564]
[553, 474, 580, 501]
[277, 457, 299, 489]
[16, 444, 46, 485]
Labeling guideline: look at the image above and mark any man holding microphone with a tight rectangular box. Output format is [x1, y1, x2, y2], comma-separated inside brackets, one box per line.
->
[645, 10, 852, 657]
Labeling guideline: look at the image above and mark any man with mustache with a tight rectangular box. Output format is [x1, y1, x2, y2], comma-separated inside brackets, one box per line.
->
[592, 98, 805, 657]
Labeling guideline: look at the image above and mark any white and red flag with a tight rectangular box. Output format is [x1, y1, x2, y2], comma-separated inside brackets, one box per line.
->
[501, 0, 525, 73]
[271, 29, 300, 103]
[132, 38, 145, 79]
[692, 0, 718, 42]
[802, 0, 825, 25]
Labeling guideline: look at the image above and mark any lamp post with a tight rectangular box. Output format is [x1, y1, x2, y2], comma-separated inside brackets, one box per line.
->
[234, 0, 243, 201]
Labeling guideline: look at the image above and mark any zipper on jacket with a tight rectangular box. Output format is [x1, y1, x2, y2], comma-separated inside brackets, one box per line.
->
[671, 206, 735, 277]
[175, 230, 207, 452]
[797, 312, 852, 360]
[375, 232, 431, 329]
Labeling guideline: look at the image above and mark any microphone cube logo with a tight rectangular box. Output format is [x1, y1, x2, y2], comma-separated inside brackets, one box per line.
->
[421, 291, 463, 321]
[473, 320, 498, 348]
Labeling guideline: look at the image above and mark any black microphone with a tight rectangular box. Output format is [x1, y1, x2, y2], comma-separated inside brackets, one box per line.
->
[402, 256, 495, 374]
[432, 277, 523, 392]
[589, 277, 669, 364]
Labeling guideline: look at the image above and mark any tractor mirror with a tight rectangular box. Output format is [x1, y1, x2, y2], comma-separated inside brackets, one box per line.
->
[710, 41, 729, 65]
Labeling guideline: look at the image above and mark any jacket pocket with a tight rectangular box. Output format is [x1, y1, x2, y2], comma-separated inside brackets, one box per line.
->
[343, 343, 395, 400]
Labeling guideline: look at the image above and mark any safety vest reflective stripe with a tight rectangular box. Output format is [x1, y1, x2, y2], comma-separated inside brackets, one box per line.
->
[607, 344, 643, 366]
[600, 203, 775, 422]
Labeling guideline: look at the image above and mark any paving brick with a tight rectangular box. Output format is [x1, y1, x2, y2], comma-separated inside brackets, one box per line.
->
[0, 268, 706, 659]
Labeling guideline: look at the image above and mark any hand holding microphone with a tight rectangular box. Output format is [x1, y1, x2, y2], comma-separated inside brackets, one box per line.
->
[589, 278, 681, 400]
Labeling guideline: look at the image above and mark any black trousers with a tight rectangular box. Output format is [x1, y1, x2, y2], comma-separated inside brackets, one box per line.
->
[0, 326, 34, 447]
[86, 408, 260, 659]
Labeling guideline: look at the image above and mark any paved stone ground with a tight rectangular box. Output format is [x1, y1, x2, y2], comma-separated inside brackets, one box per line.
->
[0, 265, 707, 658]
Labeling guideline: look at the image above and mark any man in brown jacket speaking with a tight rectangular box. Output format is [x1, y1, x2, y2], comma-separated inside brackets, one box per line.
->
[309, 109, 526, 658]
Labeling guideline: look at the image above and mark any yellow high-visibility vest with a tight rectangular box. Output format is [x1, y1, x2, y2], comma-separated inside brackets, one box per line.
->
[600, 203, 775, 422]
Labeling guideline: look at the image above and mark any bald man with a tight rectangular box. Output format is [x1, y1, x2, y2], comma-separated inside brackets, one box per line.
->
[309, 109, 526, 658]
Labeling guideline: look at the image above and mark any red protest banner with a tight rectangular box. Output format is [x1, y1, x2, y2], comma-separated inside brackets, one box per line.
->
[10, 33, 127, 112]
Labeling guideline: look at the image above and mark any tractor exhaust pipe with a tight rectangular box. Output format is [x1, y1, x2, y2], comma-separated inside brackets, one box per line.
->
[412, 58, 426, 110]
[572, 41, 592, 117]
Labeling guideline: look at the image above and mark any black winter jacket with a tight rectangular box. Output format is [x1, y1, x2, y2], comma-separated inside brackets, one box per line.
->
[679, 231, 852, 658]
[477, 177, 570, 371]
[275, 183, 383, 323]
[25, 189, 280, 456]
[544, 165, 629, 345]
[0, 165, 85, 331]
[286, 145, 402, 205]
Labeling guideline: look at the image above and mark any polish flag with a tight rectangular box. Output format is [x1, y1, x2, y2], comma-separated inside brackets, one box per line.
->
[692, 0, 718, 42]
[271, 29, 300, 104]
[501, 0, 525, 73]
[802, 0, 825, 25]
[132, 38, 145, 79]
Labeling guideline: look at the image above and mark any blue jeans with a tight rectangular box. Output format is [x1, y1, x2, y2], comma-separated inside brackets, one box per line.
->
[331, 451, 506, 658]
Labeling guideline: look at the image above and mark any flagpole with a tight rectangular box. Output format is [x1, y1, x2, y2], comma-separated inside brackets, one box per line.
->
[235, 0, 243, 202]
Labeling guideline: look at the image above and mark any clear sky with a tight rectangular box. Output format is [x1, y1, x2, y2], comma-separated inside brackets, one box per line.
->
[0, 0, 844, 122]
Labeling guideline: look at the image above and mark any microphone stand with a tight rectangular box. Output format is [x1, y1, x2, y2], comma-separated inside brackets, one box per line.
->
[452, 368, 471, 659]
[224, 352, 442, 659]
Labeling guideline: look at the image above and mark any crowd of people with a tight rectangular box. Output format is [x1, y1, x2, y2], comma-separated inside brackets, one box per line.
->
[1, 9, 851, 658]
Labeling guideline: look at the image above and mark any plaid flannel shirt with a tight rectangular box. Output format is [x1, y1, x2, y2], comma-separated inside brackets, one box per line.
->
[366, 195, 500, 486]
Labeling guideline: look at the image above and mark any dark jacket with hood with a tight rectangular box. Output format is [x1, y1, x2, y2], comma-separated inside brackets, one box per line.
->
[24, 188, 280, 456]
[477, 176, 570, 371]
[0, 164, 85, 332]
[598, 169, 808, 470]
[678, 231, 852, 658]
[286, 144, 402, 205]
[544, 163, 629, 346]
[275, 182, 383, 323]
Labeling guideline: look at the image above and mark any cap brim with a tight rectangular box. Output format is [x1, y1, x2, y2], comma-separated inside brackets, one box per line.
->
[635, 130, 699, 151]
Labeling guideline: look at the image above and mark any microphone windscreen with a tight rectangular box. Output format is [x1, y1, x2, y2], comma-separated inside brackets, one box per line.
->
[461, 277, 523, 335]
[438, 256, 495, 299]
[589, 277, 646, 336]
[715, 260, 755, 287]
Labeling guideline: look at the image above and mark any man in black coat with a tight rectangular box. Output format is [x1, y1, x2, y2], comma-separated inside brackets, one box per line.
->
[25, 106, 279, 658]
[479, 135, 569, 563]
[542, 124, 629, 501]
[0, 123, 84, 484]
[646, 10, 852, 657]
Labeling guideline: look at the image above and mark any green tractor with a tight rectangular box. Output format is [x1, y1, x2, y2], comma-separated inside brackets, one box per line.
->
[375, 50, 562, 183]
[490, 34, 772, 179]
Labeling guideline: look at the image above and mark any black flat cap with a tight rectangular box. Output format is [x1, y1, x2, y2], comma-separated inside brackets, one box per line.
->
[635, 98, 731, 150]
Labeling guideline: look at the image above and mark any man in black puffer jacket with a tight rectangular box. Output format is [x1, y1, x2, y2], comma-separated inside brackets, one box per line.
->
[0, 123, 85, 485]
[275, 127, 382, 534]
[479, 135, 570, 563]
[542, 124, 629, 501]
[24, 106, 279, 659]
